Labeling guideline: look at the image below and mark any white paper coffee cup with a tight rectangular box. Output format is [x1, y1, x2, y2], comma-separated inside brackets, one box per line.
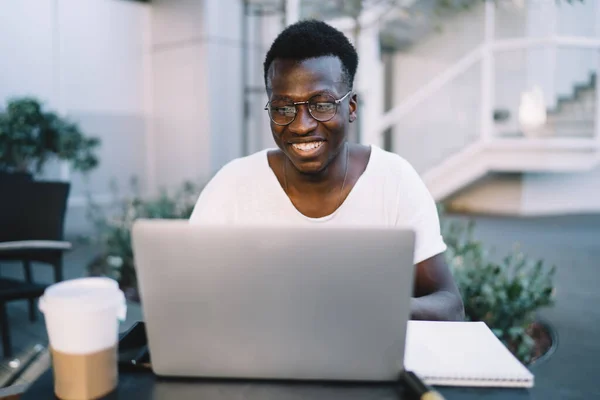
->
[39, 277, 126, 354]
[39, 277, 127, 400]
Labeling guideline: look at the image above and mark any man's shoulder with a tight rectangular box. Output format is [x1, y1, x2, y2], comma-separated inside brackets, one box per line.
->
[364, 145, 430, 198]
[368, 146, 434, 207]
[194, 149, 273, 209]
[368, 145, 416, 175]
[213, 149, 272, 180]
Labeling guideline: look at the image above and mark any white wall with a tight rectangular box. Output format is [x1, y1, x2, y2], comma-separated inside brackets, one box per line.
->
[0, 0, 55, 105]
[150, 0, 248, 190]
[204, 0, 243, 171]
[0, 0, 151, 235]
[1, 0, 261, 235]
[151, 0, 209, 190]
[0, 0, 62, 182]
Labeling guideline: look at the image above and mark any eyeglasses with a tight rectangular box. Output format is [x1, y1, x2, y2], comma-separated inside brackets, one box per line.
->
[264, 91, 352, 126]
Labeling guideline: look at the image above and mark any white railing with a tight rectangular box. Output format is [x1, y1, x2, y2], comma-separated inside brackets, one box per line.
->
[374, 46, 484, 135]
[377, 0, 600, 163]
[379, 38, 600, 140]
[492, 36, 600, 51]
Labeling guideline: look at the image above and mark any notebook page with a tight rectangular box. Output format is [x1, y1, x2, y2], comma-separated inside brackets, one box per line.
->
[404, 321, 534, 388]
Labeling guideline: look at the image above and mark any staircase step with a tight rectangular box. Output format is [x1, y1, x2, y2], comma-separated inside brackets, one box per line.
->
[496, 129, 595, 138]
[547, 69, 597, 115]
[551, 102, 596, 115]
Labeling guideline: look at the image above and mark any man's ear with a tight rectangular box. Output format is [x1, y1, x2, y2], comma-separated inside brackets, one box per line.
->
[349, 93, 358, 123]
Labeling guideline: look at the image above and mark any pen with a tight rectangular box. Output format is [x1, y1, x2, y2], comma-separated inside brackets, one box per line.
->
[401, 370, 445, 400]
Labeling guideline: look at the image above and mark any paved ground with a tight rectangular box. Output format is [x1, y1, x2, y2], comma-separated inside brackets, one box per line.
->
[1, 214, 598, 398]
[446, 214, 600, 400]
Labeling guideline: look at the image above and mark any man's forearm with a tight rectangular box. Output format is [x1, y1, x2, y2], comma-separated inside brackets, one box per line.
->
[410, 290, 465, 321]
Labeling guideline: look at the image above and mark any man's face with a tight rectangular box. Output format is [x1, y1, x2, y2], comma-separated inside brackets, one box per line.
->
[266, 56, 357, 175]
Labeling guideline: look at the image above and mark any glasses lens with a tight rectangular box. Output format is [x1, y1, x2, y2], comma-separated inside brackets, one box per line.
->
[308, 94, 337, 121]
[268, 101, 296, 125]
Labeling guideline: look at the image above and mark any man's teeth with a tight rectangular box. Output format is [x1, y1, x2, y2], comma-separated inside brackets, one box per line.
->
[292, 142, 323, 151]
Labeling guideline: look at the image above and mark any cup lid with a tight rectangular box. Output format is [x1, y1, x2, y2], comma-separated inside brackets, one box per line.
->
[39, 277, 126, 319]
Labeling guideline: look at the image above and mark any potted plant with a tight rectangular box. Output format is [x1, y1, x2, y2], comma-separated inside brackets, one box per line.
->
[0, 97, 100, 178]
[0, 97, 101, 267]
[85, 178, 203, 301]
[442, 216, 557, 365]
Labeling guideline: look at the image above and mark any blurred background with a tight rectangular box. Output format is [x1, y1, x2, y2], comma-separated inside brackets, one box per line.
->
[0, 0, 599, 397]
[2, 0, 599, 232]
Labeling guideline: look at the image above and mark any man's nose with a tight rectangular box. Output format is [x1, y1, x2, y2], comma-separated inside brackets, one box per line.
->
[288, 104, 318, 135]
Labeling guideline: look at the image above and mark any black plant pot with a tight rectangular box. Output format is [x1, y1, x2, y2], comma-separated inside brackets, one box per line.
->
[528, 318, 558, 368]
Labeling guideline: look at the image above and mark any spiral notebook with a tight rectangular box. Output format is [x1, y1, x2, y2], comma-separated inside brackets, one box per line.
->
[404, 321, 534, 388]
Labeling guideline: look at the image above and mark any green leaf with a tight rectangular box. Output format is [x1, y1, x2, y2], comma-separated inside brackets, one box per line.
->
[440, 212, 556, 364]
[86, 179, 205, 293]
[0, 97, 100, 174]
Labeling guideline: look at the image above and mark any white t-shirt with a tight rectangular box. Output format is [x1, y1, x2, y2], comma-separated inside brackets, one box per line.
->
[189, 145, 446, 264]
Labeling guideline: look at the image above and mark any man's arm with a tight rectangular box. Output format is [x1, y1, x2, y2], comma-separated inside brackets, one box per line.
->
[410, 253, 464, 321]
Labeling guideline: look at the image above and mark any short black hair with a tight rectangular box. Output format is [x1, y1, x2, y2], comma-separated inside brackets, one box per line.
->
[263, 19, 359, 90]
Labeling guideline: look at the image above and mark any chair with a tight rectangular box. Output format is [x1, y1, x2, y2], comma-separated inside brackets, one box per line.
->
[0, 343, 51, 399]
[0, 179, 71, 357]
[0, 384, 26, 400]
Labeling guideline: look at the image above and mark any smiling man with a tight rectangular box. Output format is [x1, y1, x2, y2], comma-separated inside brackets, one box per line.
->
[190, 20, 464, 321]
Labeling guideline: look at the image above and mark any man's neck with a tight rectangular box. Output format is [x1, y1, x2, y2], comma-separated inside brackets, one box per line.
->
[285, 144, 349, 197]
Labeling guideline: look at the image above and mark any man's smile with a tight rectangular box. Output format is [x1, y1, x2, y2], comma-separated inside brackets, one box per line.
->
[291, 141, 324, 151]
[288, 140, 326, 158]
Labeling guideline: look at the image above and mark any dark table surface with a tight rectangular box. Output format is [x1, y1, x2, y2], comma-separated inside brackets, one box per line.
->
[22, 322, 534, 399]
[23, 368, 532, 400]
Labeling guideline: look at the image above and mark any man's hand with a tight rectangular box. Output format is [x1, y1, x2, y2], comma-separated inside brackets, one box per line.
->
[410, 253, 464, 321]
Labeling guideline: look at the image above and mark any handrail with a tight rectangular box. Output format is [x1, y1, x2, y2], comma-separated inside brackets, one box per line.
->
[377, 35, 600, 138]
[493, 36, 600, 52]
[375, 45, 484, 135]
[326, 1, 420, 32]
[555, 36, 600, 48]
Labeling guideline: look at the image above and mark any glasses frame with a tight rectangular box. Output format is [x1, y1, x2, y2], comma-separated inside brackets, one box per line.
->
[264, 90, 353, 126]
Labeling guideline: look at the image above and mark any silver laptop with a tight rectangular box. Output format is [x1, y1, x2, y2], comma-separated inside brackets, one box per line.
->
[131, 219, 415, 382]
